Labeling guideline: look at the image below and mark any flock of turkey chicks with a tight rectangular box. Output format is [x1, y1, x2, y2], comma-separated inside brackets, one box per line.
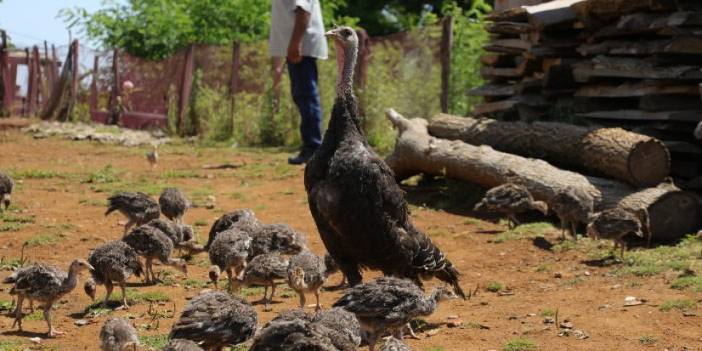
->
[474, 182, 651, 257]
[1, 170, 450, 351]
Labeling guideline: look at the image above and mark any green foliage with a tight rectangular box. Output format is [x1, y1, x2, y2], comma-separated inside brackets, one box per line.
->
[659, 299, 697, 312]
[613, 236, 702, 277]
[25, 233, 64, 247]
[539, 308, 556, 317]
[639, 336, 657, 345]
[0, 338, 23, 351]
[502, 338, 538, 351]
[443, 0, 491, 116]
[62, 0, 269, 60]
[486, 281, 503, 292]
[1, 214, 35, 223]
[83, 165, 119, 184]
[9, 169, 61, 180]
[671, 276, 702, 292]
[138, 334, 169, 348]
[0, 300, 15, 313]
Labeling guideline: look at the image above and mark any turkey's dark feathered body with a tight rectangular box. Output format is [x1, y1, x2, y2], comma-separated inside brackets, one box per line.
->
[0, 171, 13, 210]
[88, 241, 143, 285]
[105, 192, 160, 225]
[205, 209, 260, 250]
[123, 225, 174, 264]
[305, 92, 463, 297]
[159, 187, 190, 221]
[169, 291, 257, 350]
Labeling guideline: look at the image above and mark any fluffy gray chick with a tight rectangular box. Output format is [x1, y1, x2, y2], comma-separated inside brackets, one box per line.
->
[87, 240, 144, 309]
[205, 209, 261, 250]
[233, 252, 288, 311]
[100, 317, 139, 351]
[159, 187, 191, 224]
[287, 250, 330, 311]
[208, 228, 251, 290]
[162, 339, 204, 351]
[106, 192, 160, 235]
[0, 171, 14, 211]
[123, 224, 188, 284]
[249, 223, 306, 259]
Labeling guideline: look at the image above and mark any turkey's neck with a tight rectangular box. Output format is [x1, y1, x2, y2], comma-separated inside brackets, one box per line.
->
[335, 41, 357, 98]
[61, 265, 80, 292]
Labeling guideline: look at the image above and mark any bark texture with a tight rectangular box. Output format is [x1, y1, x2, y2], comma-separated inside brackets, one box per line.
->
[427, 113, 670, 187]
[386, 109, 699, 241]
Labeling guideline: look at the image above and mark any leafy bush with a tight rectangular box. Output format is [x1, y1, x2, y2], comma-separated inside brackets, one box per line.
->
[443, 0, 491, 116]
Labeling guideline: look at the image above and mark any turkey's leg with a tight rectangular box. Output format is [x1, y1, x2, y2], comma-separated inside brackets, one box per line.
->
[12, 295, 24, 330]
[119, 281, 130, 309]
[226, 268, 233, 292]
[298, 291, 306, 309]
[45, 305, 64, 337]
[103, 281, 114, 307]
[314, 288, 322, 312]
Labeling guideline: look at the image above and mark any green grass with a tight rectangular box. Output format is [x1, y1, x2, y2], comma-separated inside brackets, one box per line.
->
[563, 277, 584, 286]
[25, 233, 64, 247]
[85, 306, 112, 318]
[639, 335, 657, 345]
[23, 310, 44, 321]
[79, 198, 106, 207]
[160, 170, 200, 179]
[0, 257, 23, 271]
[87, 289, 171, 307]
[659, 299, 697, 312]
[535, 263, 552, 272]
[424, 348, 446, 351]
[670, 276, 702, 292]
[0, 338, 23, 351]
[1, 214, 35, 223]
[240, 286, 265, 297]
[486, 281, 504, 293]
[494, 222, 555, 243]
[539, 308, 556, 317]
[193, 219, 208, 227]
[10, 169, 62, 179]
[183, 278, 208, 289]
[0, 223, 22, 232]
[0, 300, 15, 313]
[502, 337, 538, 351]
[138, 334, 169, 349]
[612, 236, 702, 277]
[82, 165, 120, 184]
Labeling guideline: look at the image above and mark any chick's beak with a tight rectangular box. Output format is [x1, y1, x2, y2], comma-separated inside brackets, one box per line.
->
[87, 264, 95, 272]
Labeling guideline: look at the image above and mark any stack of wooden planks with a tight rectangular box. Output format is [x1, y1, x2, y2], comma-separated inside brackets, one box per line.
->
[472, 0, 702, 189]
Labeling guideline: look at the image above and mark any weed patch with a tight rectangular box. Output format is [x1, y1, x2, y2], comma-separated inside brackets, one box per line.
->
[659, 299, 697, 312]
[503, 337, 538, 351]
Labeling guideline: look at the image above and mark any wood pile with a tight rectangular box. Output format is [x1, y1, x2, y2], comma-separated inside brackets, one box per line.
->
[472, 0, 702, 190]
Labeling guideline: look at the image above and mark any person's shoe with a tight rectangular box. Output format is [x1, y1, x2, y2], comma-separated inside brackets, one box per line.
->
[288, 148, 317, 165]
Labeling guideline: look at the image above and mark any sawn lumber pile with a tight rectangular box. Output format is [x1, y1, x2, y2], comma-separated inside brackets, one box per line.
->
[473, 0, 702, 189]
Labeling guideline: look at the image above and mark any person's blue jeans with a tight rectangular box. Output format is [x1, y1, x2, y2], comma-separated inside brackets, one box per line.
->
[287, 56, 323, 152]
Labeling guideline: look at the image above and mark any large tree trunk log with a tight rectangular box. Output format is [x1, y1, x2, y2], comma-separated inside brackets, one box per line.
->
[385, 109, 699, 241]
[427, 113, 670, 188]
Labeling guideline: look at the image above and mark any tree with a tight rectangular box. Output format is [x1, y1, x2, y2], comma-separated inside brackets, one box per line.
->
[61, 0, 269, 60]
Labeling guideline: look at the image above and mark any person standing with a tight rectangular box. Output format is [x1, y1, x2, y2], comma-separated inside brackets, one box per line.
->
[270, 0, 328, 164]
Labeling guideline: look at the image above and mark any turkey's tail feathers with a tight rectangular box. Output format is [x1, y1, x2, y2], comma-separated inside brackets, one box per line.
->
[105, 205, 118, 216]
[413, 234, 466, 299]
[435, 265, 466, 300]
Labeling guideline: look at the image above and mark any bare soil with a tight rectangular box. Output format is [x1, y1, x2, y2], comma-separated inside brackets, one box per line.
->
[0, 129, 700, 351]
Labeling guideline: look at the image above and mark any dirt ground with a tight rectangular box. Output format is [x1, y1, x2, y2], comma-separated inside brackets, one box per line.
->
[0, 128, 700, 351]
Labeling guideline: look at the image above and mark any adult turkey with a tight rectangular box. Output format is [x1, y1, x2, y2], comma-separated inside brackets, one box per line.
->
[303, 26, 464, 298]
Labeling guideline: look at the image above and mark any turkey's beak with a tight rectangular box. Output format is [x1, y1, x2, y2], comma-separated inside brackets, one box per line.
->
[325, 29, 341, 41]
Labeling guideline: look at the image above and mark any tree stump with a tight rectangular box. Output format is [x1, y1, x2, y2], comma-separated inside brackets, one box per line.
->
[386, 109, 699, 241]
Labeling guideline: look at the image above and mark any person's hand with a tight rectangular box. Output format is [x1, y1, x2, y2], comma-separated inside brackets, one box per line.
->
[287, 42, 302, 64]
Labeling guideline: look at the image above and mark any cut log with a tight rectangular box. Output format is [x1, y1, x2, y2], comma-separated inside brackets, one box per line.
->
[483, 39, 532, 54]
[579, 110, 702, 122]
[385, 109, 699, 241]
[468, 84, 516, 97]
[572, 56, 702, 82]
[427, 113, 671, 187]
[575, 82, 700, 98]
[487, 22, 533, 35]
[578, 37, 702, 56]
